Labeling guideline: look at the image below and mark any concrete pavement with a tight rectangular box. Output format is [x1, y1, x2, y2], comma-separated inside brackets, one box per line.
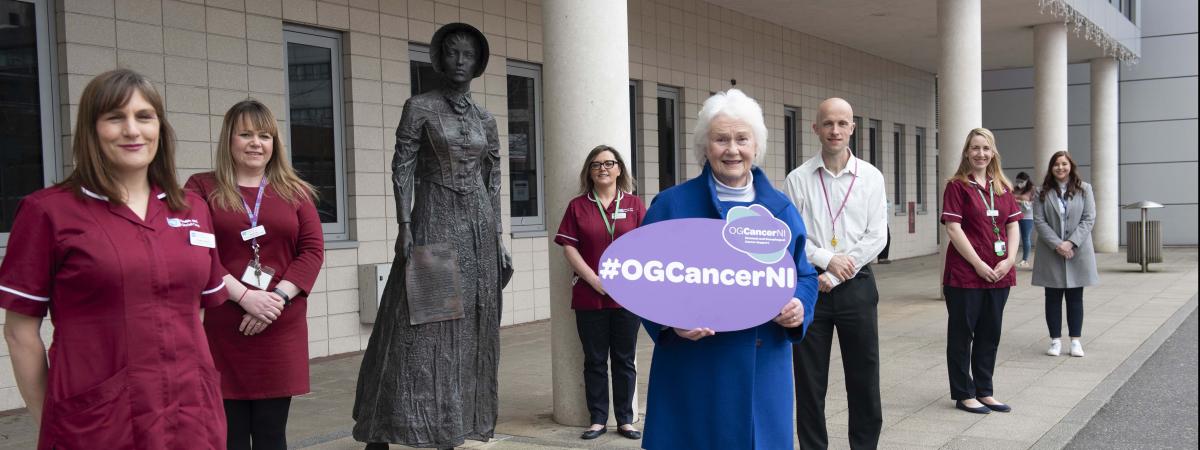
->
[0, 248, 1195, 449]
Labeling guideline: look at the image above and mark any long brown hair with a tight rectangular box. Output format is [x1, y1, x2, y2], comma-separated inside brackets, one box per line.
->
[948, 128, 1012, 193]
[209, 99, 317, 211]
[577, 145, 635, 194]
[60, 69, 187, 210]
[1038, 151, 1082, 201]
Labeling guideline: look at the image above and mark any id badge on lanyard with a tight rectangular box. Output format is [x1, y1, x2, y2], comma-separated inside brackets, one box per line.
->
[239, 177, 274, 289]
[976, 181, 1006, 257]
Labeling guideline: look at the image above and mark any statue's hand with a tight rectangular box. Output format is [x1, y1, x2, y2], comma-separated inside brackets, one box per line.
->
[395, 223, 413, 260]
[501, 239, 513, 270]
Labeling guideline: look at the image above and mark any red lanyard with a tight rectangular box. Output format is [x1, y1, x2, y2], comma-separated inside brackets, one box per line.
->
[817, 157, 858, 248]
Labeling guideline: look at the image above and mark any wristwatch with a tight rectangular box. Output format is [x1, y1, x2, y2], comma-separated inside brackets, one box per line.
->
[272, 287, 292, 306]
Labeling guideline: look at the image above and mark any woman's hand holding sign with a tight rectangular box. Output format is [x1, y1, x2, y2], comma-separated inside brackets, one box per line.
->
[773, 298, 805, 328]
[673, 327, 716, 341]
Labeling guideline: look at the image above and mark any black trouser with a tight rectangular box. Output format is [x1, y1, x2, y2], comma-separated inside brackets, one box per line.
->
[944, 286, 1008, 400]
[879, 228, 891, 259]
[224, 397, 292, 450]
[1045, 287, 1084, 338]
[793, 266, 881, 450]
[575, 308, 640, 425]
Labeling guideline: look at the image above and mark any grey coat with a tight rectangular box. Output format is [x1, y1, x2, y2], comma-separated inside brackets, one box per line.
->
[1032, 181, 1099, 288]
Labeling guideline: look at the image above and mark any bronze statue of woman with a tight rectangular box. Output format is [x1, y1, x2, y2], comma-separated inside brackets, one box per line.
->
[353, 22, 510, 450]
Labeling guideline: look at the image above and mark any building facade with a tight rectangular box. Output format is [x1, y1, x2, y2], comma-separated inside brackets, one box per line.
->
[0, 0, 1150, 416]
[984, 0, 1197, 245]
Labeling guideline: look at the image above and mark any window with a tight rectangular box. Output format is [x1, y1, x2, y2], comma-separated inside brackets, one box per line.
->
[656, 86, 681, 192]
[915, 127, 927, 212]
[408, 45, 442, 96]
[783, 107, 799, 172]
[851, 116, 863, 158]
[629, 81, 639, 182]
[893, 124, 906, 213]
[1, 0, 58, 247]
[284, 26, 347, 240]
[868, 119, 881, 167]
[507, 61, 544, 232]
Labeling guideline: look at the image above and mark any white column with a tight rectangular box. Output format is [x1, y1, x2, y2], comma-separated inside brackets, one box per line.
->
[1034, 23, 1068, 182]
[542, 0, 633, 427]
[938, 0, 982, 283]
[1090, 57, 1119, 252]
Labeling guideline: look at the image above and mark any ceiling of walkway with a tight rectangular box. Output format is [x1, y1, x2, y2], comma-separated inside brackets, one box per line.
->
[707, 0, 1118, 72]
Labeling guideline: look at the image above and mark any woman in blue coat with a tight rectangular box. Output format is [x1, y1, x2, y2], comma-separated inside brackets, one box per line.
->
[640, 89, 819, 450]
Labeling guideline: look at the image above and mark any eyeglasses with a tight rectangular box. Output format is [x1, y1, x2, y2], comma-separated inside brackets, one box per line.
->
[589, 160, 618, 171]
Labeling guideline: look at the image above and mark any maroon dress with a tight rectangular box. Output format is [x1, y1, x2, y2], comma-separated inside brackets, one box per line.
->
[0, 185, 228, 449]
[185, 173, 324, 399]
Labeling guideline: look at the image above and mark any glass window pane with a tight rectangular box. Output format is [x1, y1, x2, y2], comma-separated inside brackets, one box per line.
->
[629, 82, 637, 182]
[657, 96, 676, 192]
[410, 59, 442, 96]
[784, 108, 796, 171]
[508, 73, 538, 218]
[0, 0, 44, 233]
[916, 128, 926, 207]
[286, 42, 339, 224]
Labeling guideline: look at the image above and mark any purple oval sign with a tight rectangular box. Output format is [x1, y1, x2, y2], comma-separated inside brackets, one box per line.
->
[600, 206, 797, 332]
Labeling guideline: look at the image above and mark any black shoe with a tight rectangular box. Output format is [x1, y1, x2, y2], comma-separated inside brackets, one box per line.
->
[955, 400, 991, 414]
[978, 398, 1012, 413]
[581, 427, 607, 440]
[617, 427, 642, 440]
[364, 444, 389, 450]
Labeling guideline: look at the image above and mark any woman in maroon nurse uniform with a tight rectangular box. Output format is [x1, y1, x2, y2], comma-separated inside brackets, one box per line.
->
[0, 69, 229, 449]
[554, 144, 647, 440]
[186, 99, 324, 450]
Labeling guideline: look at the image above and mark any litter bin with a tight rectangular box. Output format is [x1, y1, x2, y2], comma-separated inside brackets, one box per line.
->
[1123, 201, 1164, 272]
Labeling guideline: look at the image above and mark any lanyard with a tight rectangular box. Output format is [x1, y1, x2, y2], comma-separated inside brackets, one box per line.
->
[974, 180, 1001, 239]
[817, 157, 858, 248]
[592, 190, 622, 242]
[241, 176, 268, 261]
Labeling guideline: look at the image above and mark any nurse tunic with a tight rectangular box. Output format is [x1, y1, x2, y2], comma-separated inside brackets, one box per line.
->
[638, 164, 820, 450]
[185, 173, 324, 399]
[0, 185, 228, 450]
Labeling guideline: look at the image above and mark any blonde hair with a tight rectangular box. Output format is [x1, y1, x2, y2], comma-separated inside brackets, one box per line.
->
[60, 69, 188, 210]
[209, 99, 317, 211]
[949, 128, 1012, 193]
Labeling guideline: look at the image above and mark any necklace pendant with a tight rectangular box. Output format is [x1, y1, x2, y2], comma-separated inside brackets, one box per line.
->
[831, 237, 838, 248]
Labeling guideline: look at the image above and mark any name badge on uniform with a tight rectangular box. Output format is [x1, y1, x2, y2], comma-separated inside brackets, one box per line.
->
[241, 262, 275, 290]
[994, 240, 1007, 256]
[190, 230, 216, 248]
[986, 209, 999, 217]
[240, 225, 267, 241]
[612, 210, 627, 220]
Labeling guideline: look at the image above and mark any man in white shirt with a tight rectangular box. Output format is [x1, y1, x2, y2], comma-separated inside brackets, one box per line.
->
[785, 98, 888, 450]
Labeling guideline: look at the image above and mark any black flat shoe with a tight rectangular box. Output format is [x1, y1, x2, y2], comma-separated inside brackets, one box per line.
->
[955, 400, 991, 414]
[978, 399, 1012, 413]
[580, 428, 607, 440]
[617, 427, 642, 439]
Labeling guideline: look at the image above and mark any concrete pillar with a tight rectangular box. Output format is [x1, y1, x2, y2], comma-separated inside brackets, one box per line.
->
[938, 0, 982, 287]
[542, 0, 633, 427]
[1034, 23, 1068, 182]
[1090, 57, 1120, 252]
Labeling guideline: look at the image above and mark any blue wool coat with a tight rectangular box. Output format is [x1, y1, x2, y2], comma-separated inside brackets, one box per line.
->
[640, 164, 819, 450]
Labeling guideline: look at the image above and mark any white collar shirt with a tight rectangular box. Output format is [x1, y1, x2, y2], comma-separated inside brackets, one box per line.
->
[785, 152, 889, 280]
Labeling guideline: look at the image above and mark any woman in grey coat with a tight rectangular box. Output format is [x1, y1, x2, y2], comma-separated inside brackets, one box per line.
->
[1032, 151, 1099, 358]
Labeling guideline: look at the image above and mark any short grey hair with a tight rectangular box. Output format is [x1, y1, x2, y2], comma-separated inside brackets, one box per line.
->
[692, 88, 768, 166]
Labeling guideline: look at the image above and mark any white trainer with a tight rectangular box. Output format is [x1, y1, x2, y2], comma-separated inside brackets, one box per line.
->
[1070, 340, 1085, 357]
[1047, 339, 1062, 356]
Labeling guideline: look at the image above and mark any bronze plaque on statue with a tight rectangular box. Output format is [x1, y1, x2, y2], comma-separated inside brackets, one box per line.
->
[405, 243, 465, 325]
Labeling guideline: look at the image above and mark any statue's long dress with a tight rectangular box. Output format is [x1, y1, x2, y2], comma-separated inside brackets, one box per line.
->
[353, 89, 503, 448]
